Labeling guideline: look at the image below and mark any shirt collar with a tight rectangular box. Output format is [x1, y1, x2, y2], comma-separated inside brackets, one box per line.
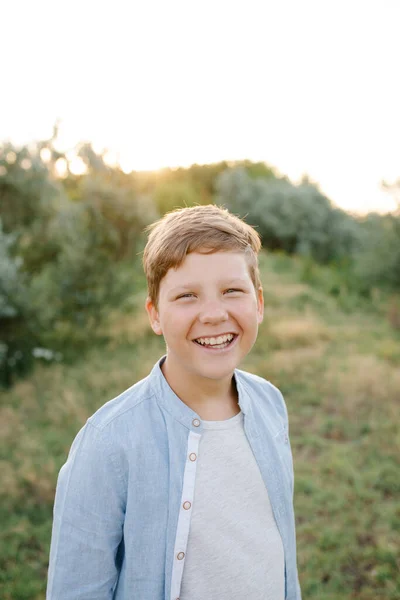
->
[149, 356, 260, 437]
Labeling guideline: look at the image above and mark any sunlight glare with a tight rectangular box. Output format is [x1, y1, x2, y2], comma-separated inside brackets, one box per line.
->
[69, 156, 86, 175]
[55, 157, 68, 178]
[40, 147, 52, 163]
[6, 151, 17, 164]
[20, 158, 31, 170]
[103, 149, 119, 168]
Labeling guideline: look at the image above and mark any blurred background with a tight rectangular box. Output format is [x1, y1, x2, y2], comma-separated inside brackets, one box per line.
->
[1, 1, 399, 598]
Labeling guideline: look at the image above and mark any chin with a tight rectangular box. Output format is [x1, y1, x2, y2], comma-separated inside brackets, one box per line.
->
[194, 362, 239, 381]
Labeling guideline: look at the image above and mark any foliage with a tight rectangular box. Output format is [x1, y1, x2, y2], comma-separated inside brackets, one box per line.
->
[28, 204, 126, 343]
[215, 167, 362, 264]
[0, 142, 60, 233]
[152, 179, 202, 214]
[0, 135, 155, 387]
[75, 173, 154, 260]
[0, 140, 65, 275]
[135, 160, 279, 212]
[353, 212, 400, 292]
[2, 126, 400, 390]
[0, 221, 36, 386]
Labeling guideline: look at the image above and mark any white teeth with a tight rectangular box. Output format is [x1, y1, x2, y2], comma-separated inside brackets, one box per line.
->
[195, 333, 234, 346]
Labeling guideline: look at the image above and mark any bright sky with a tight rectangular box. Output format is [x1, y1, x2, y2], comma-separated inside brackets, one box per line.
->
[2, 0, 400, 214]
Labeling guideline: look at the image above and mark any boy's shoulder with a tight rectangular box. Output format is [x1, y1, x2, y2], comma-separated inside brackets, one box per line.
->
[235, 368, 289, 425]
[88, 371, 155, 431]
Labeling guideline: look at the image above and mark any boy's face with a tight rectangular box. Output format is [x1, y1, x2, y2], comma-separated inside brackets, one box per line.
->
[146, 251, 264, 383]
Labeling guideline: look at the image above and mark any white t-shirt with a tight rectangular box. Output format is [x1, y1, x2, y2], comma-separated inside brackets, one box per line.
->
[179, 410, 285, 600]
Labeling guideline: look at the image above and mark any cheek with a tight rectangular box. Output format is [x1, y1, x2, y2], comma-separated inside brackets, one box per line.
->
[160, 307, 193, 333]
[237, 307, 261, 336]
[236, 299, 259, 320]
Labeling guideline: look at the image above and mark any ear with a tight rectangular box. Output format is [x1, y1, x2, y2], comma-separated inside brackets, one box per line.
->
[145, 297, 163, 335]
[257, 287, 264, 324]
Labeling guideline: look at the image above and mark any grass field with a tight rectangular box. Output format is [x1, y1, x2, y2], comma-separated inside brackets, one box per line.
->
[1, 252, 399, 599]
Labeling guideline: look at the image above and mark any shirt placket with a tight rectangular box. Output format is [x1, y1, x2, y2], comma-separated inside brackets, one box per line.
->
[170, 423, 202, 600]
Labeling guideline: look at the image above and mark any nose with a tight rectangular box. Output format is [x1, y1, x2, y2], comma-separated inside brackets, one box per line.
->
[198, 301, 229, 325]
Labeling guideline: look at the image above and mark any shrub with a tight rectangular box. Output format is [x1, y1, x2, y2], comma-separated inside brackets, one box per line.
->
[153, 180, 202, 215]
[0, 221, 37, 386]
[216, 167, 362, 264]
[353, 212, 400, 293]
[75, 167, 156, 260]
[0, 139, 156, 386]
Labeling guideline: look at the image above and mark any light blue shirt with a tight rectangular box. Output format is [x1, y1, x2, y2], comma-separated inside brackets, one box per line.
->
[47, 356, 302, 599]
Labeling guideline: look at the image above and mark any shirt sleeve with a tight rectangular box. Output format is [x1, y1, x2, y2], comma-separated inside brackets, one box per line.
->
[46, 421, 126, 600]
[269, 382, 295, 498]
[272, 384, 302, 599]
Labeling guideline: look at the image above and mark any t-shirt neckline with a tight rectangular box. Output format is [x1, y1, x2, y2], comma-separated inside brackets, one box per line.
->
[201, 410, 244, 430]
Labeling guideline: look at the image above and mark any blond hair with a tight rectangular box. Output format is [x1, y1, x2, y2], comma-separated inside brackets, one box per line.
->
[142, 205, 262, 306]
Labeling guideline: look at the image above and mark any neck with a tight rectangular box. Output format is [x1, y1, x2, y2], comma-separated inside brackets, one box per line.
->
[161, 356, 239, 420]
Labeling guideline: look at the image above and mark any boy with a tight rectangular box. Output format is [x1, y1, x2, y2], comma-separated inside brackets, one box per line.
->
[46, 204, 301, 600]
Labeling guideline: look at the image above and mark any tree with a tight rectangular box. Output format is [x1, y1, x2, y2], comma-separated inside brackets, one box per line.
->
[215, 167, 361, 263]
[0, 133, 156, 386]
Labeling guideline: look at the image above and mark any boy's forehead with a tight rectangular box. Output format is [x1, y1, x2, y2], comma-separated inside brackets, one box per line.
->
[161, 251, 252, 289]
[175, 250, 249, 270]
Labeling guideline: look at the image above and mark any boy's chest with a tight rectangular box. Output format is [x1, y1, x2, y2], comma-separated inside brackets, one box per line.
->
[179, 424, 286, 598]
[188, 422, 286, 536]
[123, 410, 293, 541]
[118, 409, 294, 600]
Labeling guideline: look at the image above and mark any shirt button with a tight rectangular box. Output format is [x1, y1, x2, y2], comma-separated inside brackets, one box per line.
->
[192, 418, 200, 427]
[189, 453, 197, 461]
[183, 501, 191, 510]
[177, 552, 185, 560]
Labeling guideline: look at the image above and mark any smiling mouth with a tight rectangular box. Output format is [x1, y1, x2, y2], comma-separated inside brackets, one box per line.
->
[193, 333, 238, 349]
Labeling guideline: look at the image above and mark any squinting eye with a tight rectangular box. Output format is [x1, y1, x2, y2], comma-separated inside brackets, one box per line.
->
[177, 293, 195, 299]
[225, 288, 243, 294]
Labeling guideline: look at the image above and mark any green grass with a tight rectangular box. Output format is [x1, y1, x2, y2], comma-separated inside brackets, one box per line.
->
[1, 252, 399, 599]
